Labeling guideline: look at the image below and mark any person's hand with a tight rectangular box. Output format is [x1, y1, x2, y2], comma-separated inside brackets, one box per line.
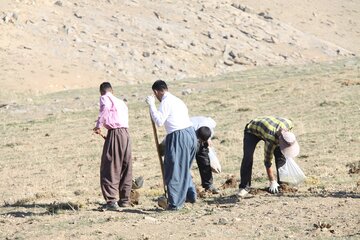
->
[145, 95, 155, 106]
[269, 180, 280, 194]
[93, 127, 101, 135]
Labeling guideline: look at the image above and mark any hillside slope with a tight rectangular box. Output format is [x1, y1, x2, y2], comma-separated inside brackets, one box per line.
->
[0, 0, 357, 96]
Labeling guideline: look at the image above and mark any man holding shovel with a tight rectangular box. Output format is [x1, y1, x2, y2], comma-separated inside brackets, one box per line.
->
[146, 80, 197, 210]
[237, 116, 300, 198]
[93, 82, 132, 210]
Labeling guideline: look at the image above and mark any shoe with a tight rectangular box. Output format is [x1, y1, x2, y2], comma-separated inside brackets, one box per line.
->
[157, 196, 168, 209]
[119, 202, 131, 208]
[166, 205, 180, 211]
[206, 185, 220, 194]
[236, 188, 249, 198]
[103, 202, 120, 211]
[185, 197, 196, 203]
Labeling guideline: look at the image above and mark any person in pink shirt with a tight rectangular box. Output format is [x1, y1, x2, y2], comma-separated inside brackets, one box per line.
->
[93, 82, 132, 210]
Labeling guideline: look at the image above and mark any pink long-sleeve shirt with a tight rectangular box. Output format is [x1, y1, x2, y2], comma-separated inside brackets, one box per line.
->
[95, 92, 129, 129]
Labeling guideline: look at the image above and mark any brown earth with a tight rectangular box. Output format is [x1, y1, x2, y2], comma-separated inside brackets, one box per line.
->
[0, 1, 359, 240]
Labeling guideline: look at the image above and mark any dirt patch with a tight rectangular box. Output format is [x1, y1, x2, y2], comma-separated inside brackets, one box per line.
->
[220, 175, 238, 189]
[130, 190, 141, 205]
[280, 184, 299, 193]
[346, 161, 360, 174]
[341, 80, 360, 86]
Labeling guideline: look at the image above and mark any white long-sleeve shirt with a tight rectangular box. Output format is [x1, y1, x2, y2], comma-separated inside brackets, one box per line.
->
[149, 92, 192, 134]
[190, 116, 216, 136]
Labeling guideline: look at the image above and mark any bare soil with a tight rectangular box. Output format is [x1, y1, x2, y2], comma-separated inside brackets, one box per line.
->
[0, 57, 359, 239]
[0, 0, 359, 239]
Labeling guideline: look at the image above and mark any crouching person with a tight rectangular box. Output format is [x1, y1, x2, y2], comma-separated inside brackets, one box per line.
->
[238, 116, 300, 198]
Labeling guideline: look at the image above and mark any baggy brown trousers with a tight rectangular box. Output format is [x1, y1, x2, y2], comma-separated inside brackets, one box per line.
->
[100, 128, 132, 204]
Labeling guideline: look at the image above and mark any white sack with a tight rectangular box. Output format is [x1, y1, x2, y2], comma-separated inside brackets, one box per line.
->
[209, 147, 221, 173]
[278, 157, 306, 185]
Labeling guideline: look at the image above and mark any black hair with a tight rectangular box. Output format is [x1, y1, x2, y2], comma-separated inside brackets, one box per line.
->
[152, 80, 168, 91]
[99, 82, 112, 94]
[196, 126, 212, 142]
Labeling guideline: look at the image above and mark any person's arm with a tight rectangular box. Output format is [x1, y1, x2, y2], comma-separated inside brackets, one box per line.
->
[263, 141, 275, 174]
[264, 142, 280, 193]
[149, 98, 170, 127]
[266, 167, 275, 181]
[94, 96, 111, 133]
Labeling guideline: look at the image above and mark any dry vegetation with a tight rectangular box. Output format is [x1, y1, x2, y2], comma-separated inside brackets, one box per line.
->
[0, 57, 359, 239]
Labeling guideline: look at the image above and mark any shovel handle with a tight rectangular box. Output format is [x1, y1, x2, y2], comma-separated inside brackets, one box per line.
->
[150, 114, 168, 198]
[99, 132, 106, 140]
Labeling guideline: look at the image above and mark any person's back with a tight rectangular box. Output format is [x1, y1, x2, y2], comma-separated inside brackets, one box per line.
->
[93, 82, 133, 210]
[160, 92, 192, 133]
[245, 116, 293, 144]
[98, 91, 129, 129]
[190, 116, 220, 194]
[190, 116, 216, 134]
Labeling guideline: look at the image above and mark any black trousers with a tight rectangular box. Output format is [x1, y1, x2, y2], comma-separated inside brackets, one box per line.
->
[196, 142, 213, 189]
[239, 131, 286, 189]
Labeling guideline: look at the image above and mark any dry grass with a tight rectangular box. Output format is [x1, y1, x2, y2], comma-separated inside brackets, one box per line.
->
[0, 57, 359, 239]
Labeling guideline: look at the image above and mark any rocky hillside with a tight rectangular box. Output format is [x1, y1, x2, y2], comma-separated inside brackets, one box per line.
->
[0, 0, 356, 94]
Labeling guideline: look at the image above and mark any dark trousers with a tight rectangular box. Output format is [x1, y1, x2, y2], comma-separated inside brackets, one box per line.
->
[196, 142, 213, 189]
[239, 132, 286, 189]
[100, 128, 132, 204]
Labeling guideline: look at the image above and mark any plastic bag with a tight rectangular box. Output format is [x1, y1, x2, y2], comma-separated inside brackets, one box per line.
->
[278, 157, 306, 185]
[209, 147, 221, 173]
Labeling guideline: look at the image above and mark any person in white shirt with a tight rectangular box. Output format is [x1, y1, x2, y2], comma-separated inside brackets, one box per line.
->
[190, 116, 220, 194]
[146, 80, 197, 210]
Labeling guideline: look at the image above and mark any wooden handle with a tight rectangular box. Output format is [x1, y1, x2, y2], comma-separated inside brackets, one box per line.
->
[150, 114, 168, 198]
[99, 132, 106, 140]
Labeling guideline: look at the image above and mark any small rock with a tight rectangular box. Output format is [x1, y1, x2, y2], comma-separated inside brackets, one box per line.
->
[231, 3, 252, 13]
[263, 36, 276, 43]
[54, 1, 63, 6]
[0, 104, 9, 109]
[142, 52, 150, 57]
[217, 217, 229, 225]
[223, 59, 234, 66]
[228, 51, 236, 59]
[2, 12, 17, 24]
[74, 12, 83, 19]
[182, 89, 192, 95]
[12, 12, 18, 20]
[258, 12, 273, 20]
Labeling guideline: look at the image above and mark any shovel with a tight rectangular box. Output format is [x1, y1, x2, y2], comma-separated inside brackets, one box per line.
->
[150, 114, 168, 199]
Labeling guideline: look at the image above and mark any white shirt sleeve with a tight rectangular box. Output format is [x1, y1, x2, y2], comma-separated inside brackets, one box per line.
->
[149, 98, 170, 127]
